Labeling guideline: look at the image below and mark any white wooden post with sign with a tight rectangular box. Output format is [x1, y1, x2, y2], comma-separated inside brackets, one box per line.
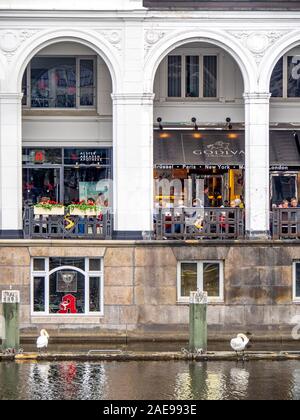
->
[1, 290, 20, 353]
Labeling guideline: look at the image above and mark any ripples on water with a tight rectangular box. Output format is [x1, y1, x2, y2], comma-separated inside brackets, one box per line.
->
[1, 360, 300, 400]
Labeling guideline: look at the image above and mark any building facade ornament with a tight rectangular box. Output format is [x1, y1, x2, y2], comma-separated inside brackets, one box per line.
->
[0, 30, 38, 61]
[229, 31, 289, 64]
[96, 30, 122, 51]
[144, 29, 166, 56]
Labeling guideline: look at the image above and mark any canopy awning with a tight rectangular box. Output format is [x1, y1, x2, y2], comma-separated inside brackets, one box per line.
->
[154, 130, 300, 170]
[154, 130, 245, 168]
[270, 131, 300, 168]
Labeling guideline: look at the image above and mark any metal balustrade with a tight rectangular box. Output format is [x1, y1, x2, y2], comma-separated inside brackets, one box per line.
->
[271, 208, 300, 240]
[23, 206, 112, 240]
[154, 207, 245, 240]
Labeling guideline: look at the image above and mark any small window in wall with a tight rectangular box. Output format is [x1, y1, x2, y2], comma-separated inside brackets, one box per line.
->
[167, 54, 218, 99]
[270, 57, 283, 98]
[270, 55, 300, 99]
[168, 56, 182, 97]
[31, 257, 104, 315]
[293, 262, 300, 301]
[23, 56, 96, 109]
[178, 261, 224, 303]
[203, 56, 217, 98]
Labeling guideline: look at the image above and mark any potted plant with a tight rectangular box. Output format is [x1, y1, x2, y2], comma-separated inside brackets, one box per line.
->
[34, 201, 65, 215]
[68, 200, 97, 217]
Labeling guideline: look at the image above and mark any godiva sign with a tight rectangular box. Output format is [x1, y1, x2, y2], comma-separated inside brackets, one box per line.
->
[144, 1, 300, 9]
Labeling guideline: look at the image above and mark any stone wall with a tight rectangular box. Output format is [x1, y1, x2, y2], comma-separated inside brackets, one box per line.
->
[0, 240, 300, 340]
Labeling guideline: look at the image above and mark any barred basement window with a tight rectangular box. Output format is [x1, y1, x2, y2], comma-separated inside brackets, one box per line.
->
[31, 257, 103, 316]
[177, 261, 224, 303]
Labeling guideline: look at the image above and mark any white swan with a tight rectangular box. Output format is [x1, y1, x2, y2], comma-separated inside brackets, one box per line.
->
[37, 329, 49, 352]
[230, 333, 251, 356]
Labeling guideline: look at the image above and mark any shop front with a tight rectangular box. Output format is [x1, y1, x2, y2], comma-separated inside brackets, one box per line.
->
[154, 130, 245, 209]
[270, 131, 300, 206]
[22, 147, 113, 207]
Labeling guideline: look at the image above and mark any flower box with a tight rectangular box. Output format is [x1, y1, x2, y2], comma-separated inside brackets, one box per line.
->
[34, 206, 65, 216]
[69, 208, 97, 217]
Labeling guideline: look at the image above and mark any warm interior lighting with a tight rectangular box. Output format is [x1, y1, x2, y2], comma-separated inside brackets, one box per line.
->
[192, 133, 202, 139]
[159, 132, 170, 139]
[227, 133, 238, 139]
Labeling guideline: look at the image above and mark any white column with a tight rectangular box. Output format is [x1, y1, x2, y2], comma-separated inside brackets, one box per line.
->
[244, 92, 271, 239]
[112, 93, 154, 238]
[0, 93, 23, 237]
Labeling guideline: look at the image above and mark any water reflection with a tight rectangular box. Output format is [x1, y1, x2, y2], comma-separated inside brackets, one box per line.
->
[1, 361, 300, 400]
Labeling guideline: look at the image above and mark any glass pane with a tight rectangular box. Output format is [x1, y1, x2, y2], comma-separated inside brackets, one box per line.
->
[33, 258, 45, 272]
[168, 56, 182, 97]
[89, 259, 101, 272]
[22, 69, 28, 106]
[89, 277, 101, 312]
[296, 263, 300, 298]
[64, 148, 112, 166]
[22, 148, 62, 165]
[64, 167, 112, 207]
[181, 263, 197, 297]
[186, 56, 199, 98]
[203, 56, 217, 98]
[288, 56, 300, 97]
[23, 167, 61, 206]
[203, 263, 220, 297]
[33, 277, 45, 312]
[31, 57, 76, 108]
[49, 257, 85, 271]
[80, 60, 94, 106]
[271, 176, 296, 206]
[270, 57, 283, 98]
[49, 270, 85, 314]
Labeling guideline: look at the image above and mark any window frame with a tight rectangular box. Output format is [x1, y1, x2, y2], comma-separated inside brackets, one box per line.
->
[293, 261, 300, 302]
[177, 260, 224, 304]
[167, 52, 219, 100]
[270, 54, 300, 101]
[31, 257, 104, 316]
[22, 55, 97, 110]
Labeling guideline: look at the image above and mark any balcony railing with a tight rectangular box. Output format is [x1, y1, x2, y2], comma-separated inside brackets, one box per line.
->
[271, 208, 300, 240]
[154, 207, 245, 240]
[23, 206, 113, 240]
[23, 206, 300, 241]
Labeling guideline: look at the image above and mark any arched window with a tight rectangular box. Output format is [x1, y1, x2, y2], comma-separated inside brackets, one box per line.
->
[31, 257, 103, 316]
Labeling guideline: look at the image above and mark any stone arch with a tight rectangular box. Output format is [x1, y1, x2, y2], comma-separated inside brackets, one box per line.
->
[259, 31, 300, 92]
[144, 29, 257, 93]
[9, 28, 121, 93]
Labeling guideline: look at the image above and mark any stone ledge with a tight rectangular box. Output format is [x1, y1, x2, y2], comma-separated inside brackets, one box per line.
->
[31, 316, 103, 324]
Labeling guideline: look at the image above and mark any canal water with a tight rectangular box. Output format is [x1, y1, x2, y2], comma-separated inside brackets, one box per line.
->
[1, 360, 300, 400]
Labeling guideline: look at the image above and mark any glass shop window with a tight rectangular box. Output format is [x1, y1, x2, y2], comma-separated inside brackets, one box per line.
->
[270, 57, 283, 98]
[31, 257, 103, 315]
[178, 261, 224, 303]
[168, 56, 182, 97]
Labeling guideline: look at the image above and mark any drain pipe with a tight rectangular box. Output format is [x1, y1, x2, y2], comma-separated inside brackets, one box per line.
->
[189, 290, 207, 354]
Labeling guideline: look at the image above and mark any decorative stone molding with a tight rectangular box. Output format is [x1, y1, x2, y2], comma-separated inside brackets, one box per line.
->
[229, 31, 289, 64]
[95, 30, 122, 52]
[0, 30, 38, 61]
[112, 92, 155, 105]
[144, 29, 166, 56]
